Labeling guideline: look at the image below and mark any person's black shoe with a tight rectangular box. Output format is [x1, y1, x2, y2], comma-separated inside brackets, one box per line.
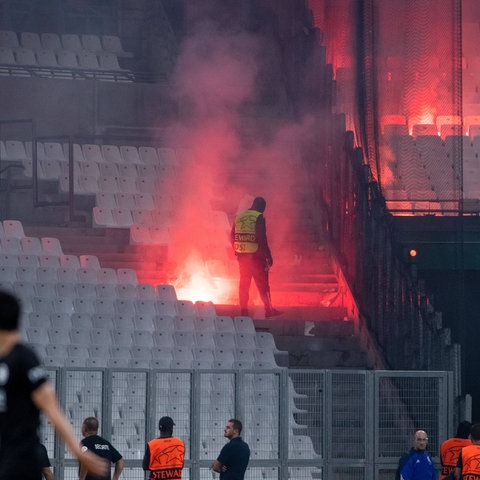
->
[265, 308, 283, 318]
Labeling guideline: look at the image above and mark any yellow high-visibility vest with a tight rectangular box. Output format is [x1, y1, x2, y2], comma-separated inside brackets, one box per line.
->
[233, 209, 261, 253]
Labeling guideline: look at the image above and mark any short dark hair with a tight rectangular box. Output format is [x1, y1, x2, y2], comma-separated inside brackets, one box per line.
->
[470, 423, 480, 441]
[0, 290, 21, 331]
[82, 417, 99, 433]
[228, 418, 243, 435]
[456, 421, 472, 438]
[251, 197, 266, 213]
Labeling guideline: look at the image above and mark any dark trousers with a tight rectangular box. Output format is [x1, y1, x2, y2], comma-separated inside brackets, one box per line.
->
[237, 254, 271, 310]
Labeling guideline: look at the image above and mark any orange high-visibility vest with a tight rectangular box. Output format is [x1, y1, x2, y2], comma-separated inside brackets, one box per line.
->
[233, 210, 261, 253]
[147, 437, 185, 480]
[459, 444, 480, 479]
[440, 437, 471, 479]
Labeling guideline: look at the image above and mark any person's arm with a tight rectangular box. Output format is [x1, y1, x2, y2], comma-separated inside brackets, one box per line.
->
[211, 460, 226, 473]
[256, 216, 272, 265]
[31, 383, 108, 478]
[112, 457, 125, 480]
[142, 444, 151, 471]
[42, 466, 55, 480]
[454, 451, 463, 480]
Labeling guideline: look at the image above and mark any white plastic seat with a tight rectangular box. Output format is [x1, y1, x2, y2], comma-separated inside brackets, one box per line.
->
[3, 219, 25, 238]
[71, 313, 93, 329]
[77, 268, 99, 284]
[111, 208, 133, 227]
[132, 330, 154, 347]
[36, 266, 59, 282]
[18, 254, 39, 267]
[13, 280, 37, 299]
[16, 266, 37, 282]
[134, 193, 155, 209]
[133, 315, 155, 332]
[37, 255, 59, 267]
[72, 298, 96, 315]
[98, 53, 120, 70]
[92, 313, 115, 330]
[41, 33, 62, 51]
[114, 299, 136, 317]
[90, 327, 112, 346]
[36, 49, 58, 67]
[0, 30, 19, 48]
[95, 283, 117, 299]
[117, 162, 137, 177]
[117, 268, 138, 284]
[136, 284, 156, 300]
[20, 32, 42, 51]
[138, 146, 159, 165]
[1, 236, 21, 253]
[214, 316, 236, 333]
[234, 316, 256, 334]
[98, 176, 120, 194]
[55, 281, 76, 298]
[59, 254, 80, 268]
[0, 254, 19, 267]
[99, 162, 119, 177]
[135, 176, 157, 194]
[0, 46, 15, 65]
[214, 332, 236, 348]
[153, 315, 175, 332]
[74, 282, 97, 299]
[81, 34, 102, 53]
[194, 332, 216, 348]
[28, 312, 51, 328]
[195, 301, 217, 319]
[56, 267, 77, 283]
[98, 268, 118, 284]
[235, 333, 257, 349]
[93, 298, 115, 315]
[4, 141, 28, 162]
[14, 47, 37, 66]
[96, 192, 117, 209]
[116, 284, 137, 300]
[132, 208, 153, 225]
[117, 176, 138, 194]
[82, 144, 104, 163]
[57, 49, 78, 68]
[93, 207, 115, 227]
[53, 297, 74, 314]
[114, 193, 135, 210]
[111, 330, 133, 347]
[101, 144, 123, 163]
[129, 224, 151, 244]
[120, 145, 142, 164]
[41, 237, 63, 255]
[152, 331, 174, 347]
[156, 284, 177, 301]
[101, 35, 129, 55]
[135, 299, 157, 316]
[69, 328, 92, 346]
[61, 33, 83, 52]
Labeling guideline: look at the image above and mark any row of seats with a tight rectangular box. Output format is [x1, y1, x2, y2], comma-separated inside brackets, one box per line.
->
[0, 31, 131, 57]
[0, 46, 124, 71]
[1, 140, 178, 166]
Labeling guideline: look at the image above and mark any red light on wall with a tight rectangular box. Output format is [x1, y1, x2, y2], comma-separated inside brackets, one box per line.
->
[409, 249, 417, 257]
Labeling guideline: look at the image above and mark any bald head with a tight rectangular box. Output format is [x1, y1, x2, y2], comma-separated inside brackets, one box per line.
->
[412, 430, 428, 451]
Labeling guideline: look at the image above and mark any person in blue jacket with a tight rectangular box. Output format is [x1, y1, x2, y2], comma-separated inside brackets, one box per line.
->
[397, 430, 436, 480]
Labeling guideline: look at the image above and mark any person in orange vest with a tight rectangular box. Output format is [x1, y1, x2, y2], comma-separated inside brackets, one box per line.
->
[142, 416, 185, 480]
[454, 423, 480, 479]
[440, 421, 471, 479]
[231, 196, 282, 318]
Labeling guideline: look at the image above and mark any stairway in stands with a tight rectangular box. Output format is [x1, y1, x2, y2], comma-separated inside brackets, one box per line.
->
[23, 222, 382, 370]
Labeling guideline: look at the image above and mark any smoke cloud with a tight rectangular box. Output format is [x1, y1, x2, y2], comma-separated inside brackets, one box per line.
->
[156, 1, 326, 307]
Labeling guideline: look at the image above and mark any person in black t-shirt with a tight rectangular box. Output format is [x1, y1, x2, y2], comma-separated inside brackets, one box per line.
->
[80, 417, 124, 480]
[211, 419, 250, 480]
[0, 290, 108, 480]
[36, 443, 54, 480]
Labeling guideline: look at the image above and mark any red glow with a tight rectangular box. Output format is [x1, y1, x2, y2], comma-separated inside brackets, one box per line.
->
[409, 249, 417, 257]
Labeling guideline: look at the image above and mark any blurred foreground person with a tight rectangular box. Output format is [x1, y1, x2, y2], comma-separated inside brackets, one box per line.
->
[454, 423, 480, 480]
[0, 290, 108, 480]
[231, 196, 282, 318]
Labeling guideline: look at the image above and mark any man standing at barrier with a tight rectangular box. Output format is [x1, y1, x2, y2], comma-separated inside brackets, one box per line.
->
[454, 422, 480, 479]
[143, 416, 185, 480]
[80, 416, 124, 480]
[231, 196, 282, 318]
[0, 290, 108, 480]
[397, 430, 436, 480]
[440, 421, 471, 479]
[211, 419, 250, 480]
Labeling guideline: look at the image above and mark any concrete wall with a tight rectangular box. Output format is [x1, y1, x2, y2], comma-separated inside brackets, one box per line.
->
[0, 76, 176, 137]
